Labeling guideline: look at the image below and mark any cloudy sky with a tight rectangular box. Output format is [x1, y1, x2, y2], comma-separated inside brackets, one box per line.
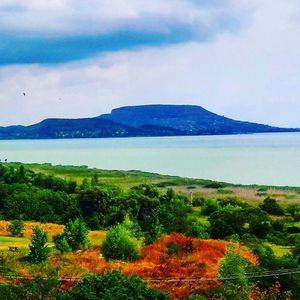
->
[0, 0, 300, 127]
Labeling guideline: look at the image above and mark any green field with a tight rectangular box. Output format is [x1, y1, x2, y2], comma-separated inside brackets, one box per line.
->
[6, 163, 300, 205]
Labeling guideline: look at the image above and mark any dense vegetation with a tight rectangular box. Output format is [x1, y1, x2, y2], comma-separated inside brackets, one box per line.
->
[0, 163, 300, 299]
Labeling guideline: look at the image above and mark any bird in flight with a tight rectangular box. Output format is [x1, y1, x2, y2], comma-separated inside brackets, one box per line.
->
[23, 92, 26, 96]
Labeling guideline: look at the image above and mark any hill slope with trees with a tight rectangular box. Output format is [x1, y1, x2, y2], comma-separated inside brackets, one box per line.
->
[0, 105, 298, 139]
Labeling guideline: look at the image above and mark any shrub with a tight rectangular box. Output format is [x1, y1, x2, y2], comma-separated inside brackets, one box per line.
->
[188, 295, 208, 300]
[54, 218, 89, 252]
[286, 226, 300, 234]
[167, 242, 181, 255]
[0, 276, 60, 300]
[8, 220, 24, 237]
[29, 226, 51, 263]
[185, 217, 210, 239]
[54, 235, 72, 253]
[58, 270, 170, 300]
[144, 215, 163, 245]
[201, 199, 220, 216]
[260, 197, 284, 216]
[217, 247, 251, 300]
[102, 224, 140, 261]
[292, 236, 300, 257]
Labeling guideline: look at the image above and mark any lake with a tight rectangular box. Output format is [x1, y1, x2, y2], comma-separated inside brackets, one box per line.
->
[0, 132, 299, 186]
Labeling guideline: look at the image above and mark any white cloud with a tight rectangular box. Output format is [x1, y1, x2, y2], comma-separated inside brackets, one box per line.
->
[0, 0, 239, 37]
[0, 0, 300, 128]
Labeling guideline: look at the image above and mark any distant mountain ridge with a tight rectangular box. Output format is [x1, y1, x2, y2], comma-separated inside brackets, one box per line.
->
[0, 104, 299, 139]
[99, 105, 299, 135]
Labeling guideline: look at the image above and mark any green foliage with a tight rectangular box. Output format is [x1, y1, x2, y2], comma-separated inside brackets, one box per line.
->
[244, 237, 300, 298]
[0, 275, 60, 300]
[3, 187, 77, 223]
[209, 205, 270, 239]
[187, 295, 208, 300]
[292, 236, 300, 257]
[159, 197, 203, 237]
[7, 220, 24, 237]
[55, 218, 89, 252]
[29, 226, 51, 263]
[209, 205, 245, 239]
[102, 223, 140, 262]
[144, 214, 163, 245]
[217, 247, 251, 300]
[167, 242, 181, 255]
[260, 197, 284, 216]
[201, 198, 220, 216]
[58, 270, 170, 300]
[91, 173, 99, 187]
[54, 235, 72, 253]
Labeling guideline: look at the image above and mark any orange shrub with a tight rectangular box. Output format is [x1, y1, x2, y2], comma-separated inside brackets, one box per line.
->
[58, 233, 257, 299]
[0, 229, 256, 300]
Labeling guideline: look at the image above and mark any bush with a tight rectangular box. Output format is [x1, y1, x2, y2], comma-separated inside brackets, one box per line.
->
[54, 218, 89, 252]
[54, 235, 72, 253]
[217, 247, 251, 300]
[7, 220, 24, 237]
[144, 215, 163, 245]
[102, 224, 140, 261]
[167, 242, 181, 255]
[188, 295, 208, 300]
[0, 275, 60, 300]
[260, 197, 284, 216]
[58, 270, 170, 300]
[201, 199, 220, 216]
[29, 226, 51, 263]
[185, 217, 210, 239]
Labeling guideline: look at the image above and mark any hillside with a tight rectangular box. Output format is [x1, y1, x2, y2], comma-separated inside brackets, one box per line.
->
[100, 104, 298, 135]
[0, 162, 299, 299]
[0, 104, 298, 139]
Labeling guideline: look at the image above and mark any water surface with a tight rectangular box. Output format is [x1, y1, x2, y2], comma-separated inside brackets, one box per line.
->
[0, 133, 299, 186]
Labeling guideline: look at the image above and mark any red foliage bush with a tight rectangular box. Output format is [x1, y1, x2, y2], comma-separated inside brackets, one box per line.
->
[50, 233, 257, 299]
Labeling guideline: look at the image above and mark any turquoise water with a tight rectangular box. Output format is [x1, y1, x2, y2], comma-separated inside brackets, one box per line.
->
[0, 133, 300, 186]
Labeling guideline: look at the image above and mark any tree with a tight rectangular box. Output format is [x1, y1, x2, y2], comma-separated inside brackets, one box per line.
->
[29, 226, 51, 263]
[216, 246, 251, 300]
[91, 173, 99, 187]
[8, 220, 25, 237]
[260, 197, 284, 216]
[209, 206, 246, 239]
[54, 235, 72, 254]
[209, 205, 270, 239]
[102, 223, 140, 261]
[144, 214, 163, 245]
[54, 218, 89, 252]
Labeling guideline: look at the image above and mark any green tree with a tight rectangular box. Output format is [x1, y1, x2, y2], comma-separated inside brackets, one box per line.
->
[8, 220, 24, 237]
[102, 223, 140, 261]
[144, 214, 163, 245]
[54, 235, 72, 254]
[216, 246, 251, 300]
[260, 197, 284, 216]
[29, 226, 51, 263]
[91, 173, 99, 187]
[54, 218, 89, 252]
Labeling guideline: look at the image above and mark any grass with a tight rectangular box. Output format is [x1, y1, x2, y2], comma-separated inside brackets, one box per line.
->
[4, 162, 235, 190]
[0, 236, 30, 250]
[267, 243, 291, 257]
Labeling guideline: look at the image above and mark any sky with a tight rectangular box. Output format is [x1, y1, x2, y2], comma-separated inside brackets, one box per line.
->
[0, 0, 300, 127]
